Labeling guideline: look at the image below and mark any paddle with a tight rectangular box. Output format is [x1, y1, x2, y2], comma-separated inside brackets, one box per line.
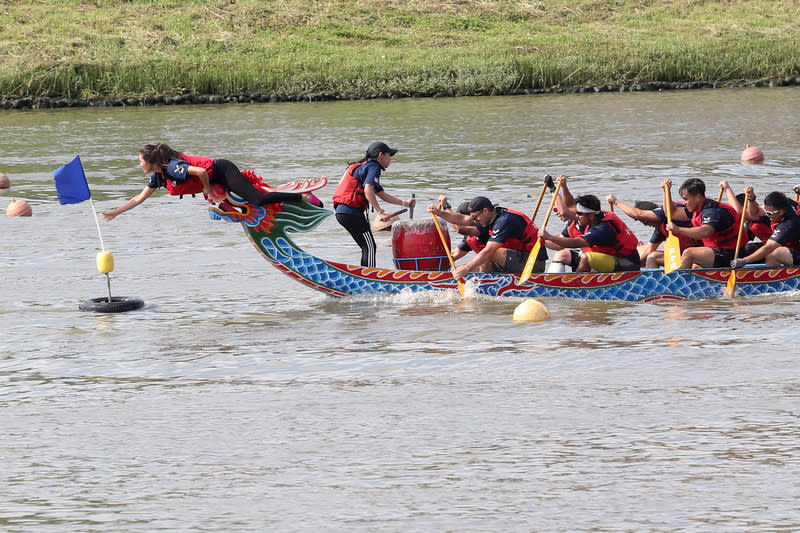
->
[726, 194, 750, 298]
[663, 185, 682, 274]
[519, 179, 564, 284]
[528, 174, 554, 223]
[717, 188, 724, 202]
[432, 201, 465, 297]
[794, 185, 799, 202]
[409, 193, 415, 219]
[372, 208, 408, 232]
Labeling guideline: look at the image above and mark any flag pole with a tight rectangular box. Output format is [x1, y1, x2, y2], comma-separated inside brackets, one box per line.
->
[88, 197, 106, 253]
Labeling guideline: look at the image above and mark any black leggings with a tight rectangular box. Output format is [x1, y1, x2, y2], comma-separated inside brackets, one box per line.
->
[336, 212, 376, 267]
[213, 159, 302, 205]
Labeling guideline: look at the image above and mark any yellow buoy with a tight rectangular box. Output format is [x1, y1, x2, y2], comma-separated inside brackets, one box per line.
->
[513, 298, 550, 322]
[96, 251, 114, 274]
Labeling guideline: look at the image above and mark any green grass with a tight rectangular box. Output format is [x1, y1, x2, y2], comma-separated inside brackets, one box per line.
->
[1, 0, 799, 100]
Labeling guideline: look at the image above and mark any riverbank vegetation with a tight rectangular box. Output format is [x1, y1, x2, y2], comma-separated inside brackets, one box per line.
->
[2, 0, 799, 103]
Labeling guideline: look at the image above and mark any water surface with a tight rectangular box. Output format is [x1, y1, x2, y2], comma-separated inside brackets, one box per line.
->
[2, 89, 800, 531]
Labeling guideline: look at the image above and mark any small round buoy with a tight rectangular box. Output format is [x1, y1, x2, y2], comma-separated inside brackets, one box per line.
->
[740, 145, 764, 163]
[79, 296, 145, 313]
[6, 198, 32, 217]
[96, 251, 115, 274]
[0, 172, 9, 189]
[513, 299, 550, 322]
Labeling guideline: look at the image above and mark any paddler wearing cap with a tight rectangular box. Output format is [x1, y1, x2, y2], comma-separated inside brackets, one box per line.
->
[428, 195, 545, 279]
[437, 196, 490, 261]
[541, 194, 641, 272]
[333, 141, 416, 267]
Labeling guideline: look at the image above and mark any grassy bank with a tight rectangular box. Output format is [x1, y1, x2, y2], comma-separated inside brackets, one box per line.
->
[2, 0, 799, 101]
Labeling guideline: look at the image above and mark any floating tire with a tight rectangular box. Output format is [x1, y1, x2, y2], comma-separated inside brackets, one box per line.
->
[79, 296, 145, 313]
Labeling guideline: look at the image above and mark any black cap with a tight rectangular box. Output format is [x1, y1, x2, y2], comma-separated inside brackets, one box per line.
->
[467, 196, 493, 213]
[366, 141, 398, 159]
[455, 201, 471, 215]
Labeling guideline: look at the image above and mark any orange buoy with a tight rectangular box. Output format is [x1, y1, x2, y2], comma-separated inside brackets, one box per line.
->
[6, 198, 32, 217]
[740, 145, 764, 163]
[0, 172, 9, 189]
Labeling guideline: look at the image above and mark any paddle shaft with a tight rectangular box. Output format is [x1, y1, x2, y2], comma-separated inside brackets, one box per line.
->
[662, 185, 682, 274]
[528, 179, 550, 223]
[409, 193, 415, 219]
[731, 195, 749, 262]
[727, 194, 750, 297]
[519, 180, 563, 283]
[432, 202, 464, 296]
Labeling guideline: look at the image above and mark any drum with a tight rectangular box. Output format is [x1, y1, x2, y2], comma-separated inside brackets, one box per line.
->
[391, 220, 451, 271]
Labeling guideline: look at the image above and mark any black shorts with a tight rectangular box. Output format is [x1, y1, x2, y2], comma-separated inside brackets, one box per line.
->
[711, 247, 736, 268]
[496, 246, 547, 274]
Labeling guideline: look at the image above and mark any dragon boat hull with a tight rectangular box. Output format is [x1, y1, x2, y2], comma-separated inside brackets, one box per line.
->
[209, 182, 800, 302]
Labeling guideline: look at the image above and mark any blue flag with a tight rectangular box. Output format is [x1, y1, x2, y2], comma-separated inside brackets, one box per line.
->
[53, 155, 91, 204]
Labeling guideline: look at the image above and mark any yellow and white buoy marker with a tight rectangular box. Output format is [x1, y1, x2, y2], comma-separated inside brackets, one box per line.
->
[513, 298, 550, 322]
[96, 251, 114, 274]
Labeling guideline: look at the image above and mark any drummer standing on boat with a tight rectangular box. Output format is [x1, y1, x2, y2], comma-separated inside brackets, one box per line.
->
[333, 142, 416, 267]
[428, 195, 546, 278]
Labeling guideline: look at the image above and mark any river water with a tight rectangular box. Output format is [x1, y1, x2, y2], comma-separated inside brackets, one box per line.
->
[2, 89, 800, 531]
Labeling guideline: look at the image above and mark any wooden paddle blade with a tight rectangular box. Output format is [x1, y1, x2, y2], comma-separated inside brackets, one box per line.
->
[663, 233, 682, 274]
[726, 269, 736, 298]
[519, 238, 542, 284]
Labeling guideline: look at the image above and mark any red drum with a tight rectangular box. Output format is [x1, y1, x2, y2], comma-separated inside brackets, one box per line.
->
[392, 220, 451, 271]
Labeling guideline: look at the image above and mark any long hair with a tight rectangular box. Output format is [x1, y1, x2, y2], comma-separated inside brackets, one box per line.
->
[140, 143, 185, 167]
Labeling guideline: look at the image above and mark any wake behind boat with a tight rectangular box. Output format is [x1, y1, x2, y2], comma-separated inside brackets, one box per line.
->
[209, 179, 800, 302]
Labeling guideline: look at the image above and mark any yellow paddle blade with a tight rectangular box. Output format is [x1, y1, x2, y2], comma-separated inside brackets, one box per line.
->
[726, 269, 736, 298]
[519, 238, 542, 284]
[663, 233, 681, 274]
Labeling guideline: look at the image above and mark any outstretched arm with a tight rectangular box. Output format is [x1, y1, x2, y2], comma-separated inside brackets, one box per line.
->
[606, 194, 661, 226]
[100, 185, 156, 221]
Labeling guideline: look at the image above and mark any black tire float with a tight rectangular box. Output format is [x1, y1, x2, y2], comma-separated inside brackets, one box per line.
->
[79, 296, 145, 313]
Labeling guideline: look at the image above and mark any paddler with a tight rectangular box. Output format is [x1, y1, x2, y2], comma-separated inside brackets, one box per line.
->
[664, 178, 745, 269]
[437, 196, 489, 262]
[427, 195, 546, 278]
[731, 190, 800, 268]
[606, 193, 695, 268]
[541, 193, 640, 272]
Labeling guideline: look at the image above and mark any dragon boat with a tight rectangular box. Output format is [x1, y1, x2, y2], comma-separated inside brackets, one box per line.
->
[208, 177, 800, 302]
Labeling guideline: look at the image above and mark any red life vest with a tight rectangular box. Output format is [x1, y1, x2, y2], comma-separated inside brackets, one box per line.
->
[465, 235, 486, 253]
[491, 208, 539, 252]
[567, 211, 638, 257]
[690, 200, 745, 250]
[332, 162, 369, 211]
[749, 219, 773, 243]
[162, 154, 215, 197]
